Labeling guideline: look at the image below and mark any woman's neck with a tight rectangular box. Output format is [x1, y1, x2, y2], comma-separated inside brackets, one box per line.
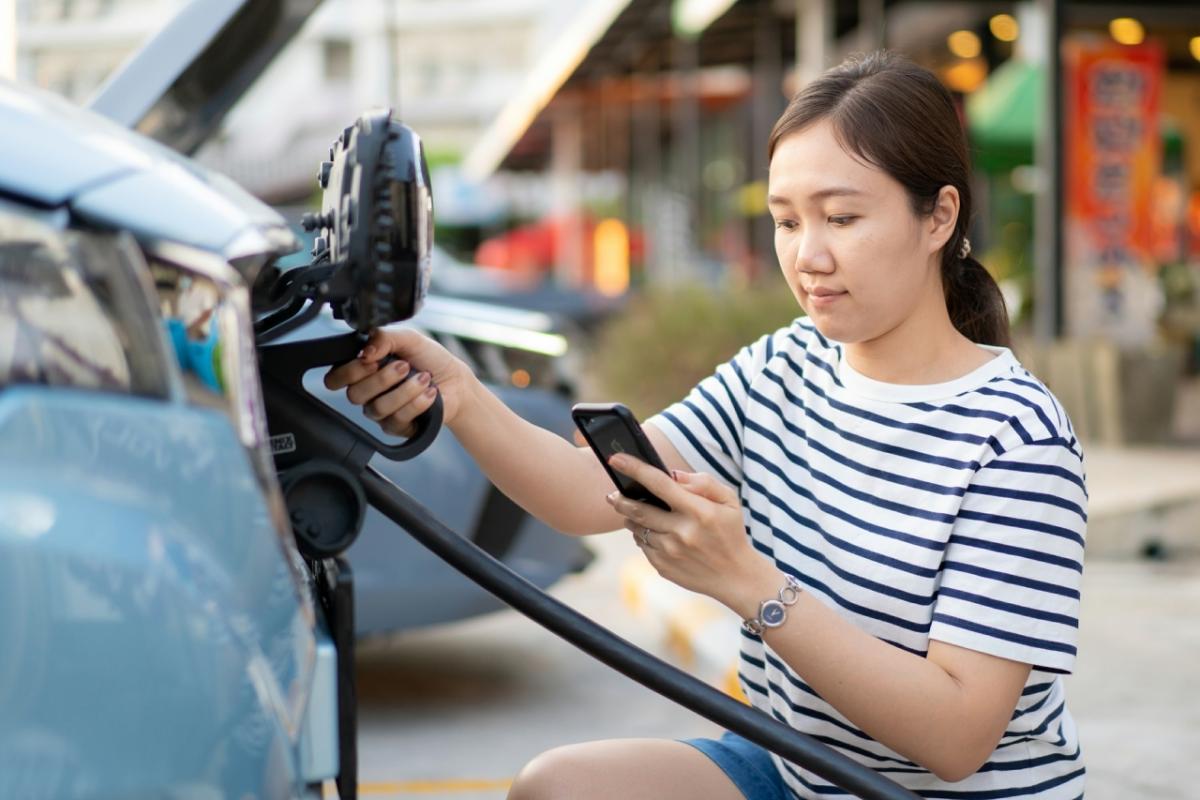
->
[842, 298, 996, 386]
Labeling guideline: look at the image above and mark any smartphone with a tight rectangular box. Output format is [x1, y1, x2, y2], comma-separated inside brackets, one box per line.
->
[571, 402, 672, 511]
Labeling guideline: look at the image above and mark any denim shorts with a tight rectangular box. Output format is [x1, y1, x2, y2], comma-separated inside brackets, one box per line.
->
[680, 730, 789, 800]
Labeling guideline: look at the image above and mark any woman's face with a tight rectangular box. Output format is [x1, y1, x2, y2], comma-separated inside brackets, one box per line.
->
[767, 120, 947, 345]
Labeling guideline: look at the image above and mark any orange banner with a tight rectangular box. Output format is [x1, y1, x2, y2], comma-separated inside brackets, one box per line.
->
[1064, 39, 1164, 338]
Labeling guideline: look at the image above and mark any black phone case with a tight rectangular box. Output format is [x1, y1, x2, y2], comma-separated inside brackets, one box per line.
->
[571, 402, 672, 511]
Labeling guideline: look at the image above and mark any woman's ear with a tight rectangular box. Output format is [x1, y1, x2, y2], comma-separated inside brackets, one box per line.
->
[928, 185, 961, 254]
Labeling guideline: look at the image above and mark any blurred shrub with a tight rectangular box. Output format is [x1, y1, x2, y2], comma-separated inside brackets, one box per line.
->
[582, 277, 803, 419]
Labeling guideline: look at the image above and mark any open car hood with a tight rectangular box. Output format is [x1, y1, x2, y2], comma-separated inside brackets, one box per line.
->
[89, 0, 322, 157]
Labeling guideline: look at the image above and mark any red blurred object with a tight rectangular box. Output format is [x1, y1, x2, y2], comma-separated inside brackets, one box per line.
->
[475, 214, 645, 284]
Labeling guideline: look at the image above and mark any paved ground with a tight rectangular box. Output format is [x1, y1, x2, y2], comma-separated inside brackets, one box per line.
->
[352, 517, 1200, 798]
[347, 376, 1200, 799]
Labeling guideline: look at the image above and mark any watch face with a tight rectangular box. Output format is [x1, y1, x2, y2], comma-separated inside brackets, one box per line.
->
[761, 600, 786, 627]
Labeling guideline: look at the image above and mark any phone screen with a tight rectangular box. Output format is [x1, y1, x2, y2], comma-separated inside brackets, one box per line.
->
[576, 410, 670, 510]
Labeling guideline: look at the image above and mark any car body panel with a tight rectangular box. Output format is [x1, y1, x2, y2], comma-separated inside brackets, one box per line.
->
[0, 387, 317, 796]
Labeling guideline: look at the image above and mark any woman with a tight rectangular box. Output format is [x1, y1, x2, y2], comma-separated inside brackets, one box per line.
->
[326, 51, 1086, 799]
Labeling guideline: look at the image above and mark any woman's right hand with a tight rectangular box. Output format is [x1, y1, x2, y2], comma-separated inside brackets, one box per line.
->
[323, 327, 474, 438]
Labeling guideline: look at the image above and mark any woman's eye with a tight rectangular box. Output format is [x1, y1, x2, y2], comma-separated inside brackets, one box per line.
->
[829, 215, 857, 227]
[773, 219, 797, 231]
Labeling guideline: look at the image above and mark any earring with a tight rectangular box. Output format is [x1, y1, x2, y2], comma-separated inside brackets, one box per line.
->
[957, 237, 972, 260]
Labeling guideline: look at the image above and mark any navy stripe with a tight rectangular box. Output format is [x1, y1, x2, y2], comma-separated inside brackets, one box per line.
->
[729, 348, 753, 392]
[680, 393, 737, 464]
[1022, 681, 1055, 696]
[745, 448, 946, 551]
[1009, 416, 1034, 445]
[948, 534, 1083, 573]
[966, 483, 1087, 521]
[937, 587, 1078, 628]
[977, 385, 1059, 438]
[805, 346, 843, 387]
[943, 561, 1080, 600]
[981, 457, 1086, 493]
[820, 389, 995, 446]
[1011, 688, 1053, 721]
[788, 567, 933, 634]
[746, 381, 970, 498]
[991, 378, 1062, 435]
[768, 363, 985, 471]
[658, 409, 740, 488]
[761, 705, 920, 769]
[746, 420, 961, 528]
[748, 506, 936, 606]
[806, 429, 967, 497]
[743, 482, 939, 579]
[762, 679, 921, 765]
[919, 767, 1085, 799]
[906, 401, 1010, 424]
[696, 378, 743, 454]
[957, 509, 1086, 548]
[977, 746, 1082, 773]
[932, 613, 1077, 656]
[723, 361, 750, 429]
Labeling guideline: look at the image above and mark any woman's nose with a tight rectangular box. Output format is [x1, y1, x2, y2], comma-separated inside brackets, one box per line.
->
[793, 233, 834, 273]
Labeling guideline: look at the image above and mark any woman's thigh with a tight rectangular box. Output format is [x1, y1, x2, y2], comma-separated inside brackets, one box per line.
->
[507, 738, 750, 800]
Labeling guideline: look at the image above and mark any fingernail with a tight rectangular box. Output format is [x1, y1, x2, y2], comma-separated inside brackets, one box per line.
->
[671, 469, 682, 481]
[606, 491, 617, 502]
[418, 371, 431, 385]
[423, 386, 437, 398]
[361, 345, 376, 358]
[609, 455, 625, 467]
[392, 360, 409, 374]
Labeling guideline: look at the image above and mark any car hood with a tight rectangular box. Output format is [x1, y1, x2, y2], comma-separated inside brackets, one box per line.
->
[0, 78, 298, 284]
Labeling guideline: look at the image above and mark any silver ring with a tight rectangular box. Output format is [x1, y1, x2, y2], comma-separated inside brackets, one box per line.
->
[639, 526, 653, 548]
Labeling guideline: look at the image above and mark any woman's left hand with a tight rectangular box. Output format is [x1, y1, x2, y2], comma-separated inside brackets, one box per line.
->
[605, 454, 775, 609]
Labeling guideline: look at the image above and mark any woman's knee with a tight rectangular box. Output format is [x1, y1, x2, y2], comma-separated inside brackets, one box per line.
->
[507, 742, 597, 800]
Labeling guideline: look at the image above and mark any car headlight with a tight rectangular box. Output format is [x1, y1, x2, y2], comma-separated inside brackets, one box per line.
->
[0, 202, 172, 399]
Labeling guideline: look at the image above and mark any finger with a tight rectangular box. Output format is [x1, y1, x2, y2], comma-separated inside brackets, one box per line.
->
[606, 489, 675, 532]
[379, 382, 440, 437]
[573, 429, 587, 447]
[324, 357, 381, 391]
[607, 454, 695, 514]
[674, 471, 738, 505]
[364, 370, 432, 421]
[357, 329, 395, 363]
[346, 359, 412, 405]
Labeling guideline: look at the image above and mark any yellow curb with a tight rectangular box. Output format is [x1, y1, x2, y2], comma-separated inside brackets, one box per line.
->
[326, 779, 513, 796]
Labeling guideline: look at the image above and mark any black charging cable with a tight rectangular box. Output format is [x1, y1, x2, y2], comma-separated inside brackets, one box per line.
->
[359, 466, 921, 800]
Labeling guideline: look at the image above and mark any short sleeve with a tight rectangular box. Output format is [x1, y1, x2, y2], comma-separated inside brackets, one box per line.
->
[930, 440, 1088, 674]
[644, 322, 793, 493]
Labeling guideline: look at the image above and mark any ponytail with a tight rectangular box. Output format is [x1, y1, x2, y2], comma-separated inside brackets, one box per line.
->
[942, 249, 1010, 348]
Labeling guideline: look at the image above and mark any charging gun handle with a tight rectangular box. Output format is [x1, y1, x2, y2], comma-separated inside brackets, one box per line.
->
[258, 331, 443, 462]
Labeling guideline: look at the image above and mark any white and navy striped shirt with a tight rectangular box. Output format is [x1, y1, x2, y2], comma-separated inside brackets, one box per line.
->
[646, 316, 1086, 799]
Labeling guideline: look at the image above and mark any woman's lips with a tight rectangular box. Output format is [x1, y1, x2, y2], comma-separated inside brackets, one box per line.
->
[805, 288, 847, 307]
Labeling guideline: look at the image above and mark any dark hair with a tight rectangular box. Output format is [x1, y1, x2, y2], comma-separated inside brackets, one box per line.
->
[767, 51, 1010, 348]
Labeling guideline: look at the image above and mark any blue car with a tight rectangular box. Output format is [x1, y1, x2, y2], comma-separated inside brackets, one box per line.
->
[0, 77, 338, 796]
[0, 0, 600, 795]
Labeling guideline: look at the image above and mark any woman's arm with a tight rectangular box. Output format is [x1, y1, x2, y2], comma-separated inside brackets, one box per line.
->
[448, 376, 692, 536]
[603, 456, 1032, 782]
[725, 560, 1031, 782]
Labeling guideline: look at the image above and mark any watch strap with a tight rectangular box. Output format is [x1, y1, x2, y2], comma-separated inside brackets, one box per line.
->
[742, 574, 802, 635]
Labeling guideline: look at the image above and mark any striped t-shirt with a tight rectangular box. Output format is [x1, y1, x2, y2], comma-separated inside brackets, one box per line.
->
[645, 316, 1086, 799]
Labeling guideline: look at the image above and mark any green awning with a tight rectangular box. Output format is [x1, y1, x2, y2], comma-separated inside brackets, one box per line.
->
[965, 58, 1183, 174]
[966, 59, 1042, 174]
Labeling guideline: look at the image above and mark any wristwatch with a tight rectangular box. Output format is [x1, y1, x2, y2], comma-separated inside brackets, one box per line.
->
[741, 574, 803, 636]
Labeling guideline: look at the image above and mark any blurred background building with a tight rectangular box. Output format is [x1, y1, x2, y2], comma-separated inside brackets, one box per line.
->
[11, 0, 1200, 446]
